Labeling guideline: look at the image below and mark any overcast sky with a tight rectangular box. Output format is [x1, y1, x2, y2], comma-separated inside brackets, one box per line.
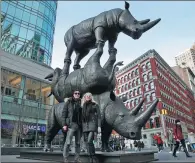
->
[51, 1, 195, 71]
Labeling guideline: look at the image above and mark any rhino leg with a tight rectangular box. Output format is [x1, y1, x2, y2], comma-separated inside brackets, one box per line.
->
[73, 49, 89, 70]
[85, 27, 105, 65]
[101, 122, 113, 152]
[61, 35, 74, 77]
[44, 108, 61, 152]
[103, 48, 117, 74]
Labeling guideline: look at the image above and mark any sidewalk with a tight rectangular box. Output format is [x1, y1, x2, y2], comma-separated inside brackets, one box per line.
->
[1, 155, 51, 163]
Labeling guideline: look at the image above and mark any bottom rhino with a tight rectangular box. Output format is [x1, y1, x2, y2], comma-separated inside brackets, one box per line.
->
[44, 91, 158, 152]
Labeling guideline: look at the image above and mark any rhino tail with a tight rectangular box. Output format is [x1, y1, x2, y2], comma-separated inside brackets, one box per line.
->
[108, 61, 124, 84]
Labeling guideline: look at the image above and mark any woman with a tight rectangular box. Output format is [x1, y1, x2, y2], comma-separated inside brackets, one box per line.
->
[82, 92, 101, 163]
[173, 119, 191, 157]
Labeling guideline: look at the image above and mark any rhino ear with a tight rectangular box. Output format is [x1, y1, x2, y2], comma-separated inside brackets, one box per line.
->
[110, 91, 116, 101]
[125, 1, 130, 10]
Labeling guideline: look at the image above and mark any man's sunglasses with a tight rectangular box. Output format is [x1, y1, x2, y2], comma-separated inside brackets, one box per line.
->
[74, 92, 80, 95]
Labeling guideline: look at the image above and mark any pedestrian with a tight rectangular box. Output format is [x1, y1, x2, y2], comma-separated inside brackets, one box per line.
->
[134, 140, 138, 152]
[81, 92, 101, 163]
[153, 133, 163, 153]
[141, 141, 144, 149]
[62, 90, 83, 163]
[167, 129, 174, 153]
[138, 140, 142, 151]
[172, 119, 192, 157]
[130, 143, 133, 150]
[121, 136, 125, 150]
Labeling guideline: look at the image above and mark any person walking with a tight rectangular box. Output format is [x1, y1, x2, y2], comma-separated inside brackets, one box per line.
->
[62, 90, 83, 163]
[154, 133, 163, 153]
[134, 140, 138, 152]
[137, 140, 142, 151]
[172, 119, 192, 157]
[81, 92, 101, 163]
[168, 130, 174, 153]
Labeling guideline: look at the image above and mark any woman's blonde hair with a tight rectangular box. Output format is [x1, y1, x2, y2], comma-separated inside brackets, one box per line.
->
[81, 92, 96, 107]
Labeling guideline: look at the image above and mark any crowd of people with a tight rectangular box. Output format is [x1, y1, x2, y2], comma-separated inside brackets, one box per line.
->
[108, 135, 145, 151]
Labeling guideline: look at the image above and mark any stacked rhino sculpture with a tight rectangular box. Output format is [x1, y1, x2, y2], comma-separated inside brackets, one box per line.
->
[43, 1, 160, 152]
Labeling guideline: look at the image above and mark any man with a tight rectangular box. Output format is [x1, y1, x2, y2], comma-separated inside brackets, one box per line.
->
[134, 140, 138, 152]
[137, 140, 142, 151]
[62, 90, 82, 163]
[173, 119, 191, 157]
[167, 129, 174, 153]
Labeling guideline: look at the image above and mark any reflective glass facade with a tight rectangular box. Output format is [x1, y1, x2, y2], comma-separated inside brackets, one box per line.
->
[1, 68, 60, 147]
[1, 1, 57, 66]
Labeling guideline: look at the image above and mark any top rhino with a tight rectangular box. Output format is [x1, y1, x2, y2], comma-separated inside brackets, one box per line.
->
[61, 1, 161, 78]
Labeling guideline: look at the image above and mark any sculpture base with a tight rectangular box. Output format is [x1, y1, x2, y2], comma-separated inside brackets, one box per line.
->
[19, 150, 158, 163]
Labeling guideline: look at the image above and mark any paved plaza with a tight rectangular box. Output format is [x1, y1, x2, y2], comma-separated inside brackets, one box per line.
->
[1, 148, 195, 163]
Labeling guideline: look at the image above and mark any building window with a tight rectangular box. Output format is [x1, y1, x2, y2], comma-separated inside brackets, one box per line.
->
[118, 79, 120, 85]
[41, 82, 53, 105]
[133, 80, 136, 87]
[121, 86, 124, 92]
[135, 99, 138, 105]
[144, 84, 149, 91]
[131, 71, 135, 78]
[126, 93, 129, 99]
[134, 89, 137, 96]
[152, 93, 156, 100]
[128, 82, 131, 89]
[149, 118, 154, 128]
[137, 78, 140, 85]
[146, 95, 150, 102]
[125, 84, 128, 90]
[135, 68, 139, 75]
[25, 77, 41, 101]
[142, 65, 146, 71]
[146, 62, 151, 69]
[143, 134, 147, 139]
[121, 77, 124, 84]
[150, 82, 154, 89]
[124, 75, 128, 82]
[138, 87, 141, 94]
[130, 91, 132, 97]
[143, 74, 147, 82]
[148, 72, 153, 79]
[1, 69, 22, 98]
[128, 73, 131, 79]
[155, 117, 160, 128]
[131, 100, 134, 107]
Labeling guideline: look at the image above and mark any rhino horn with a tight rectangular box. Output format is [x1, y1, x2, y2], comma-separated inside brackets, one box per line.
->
[138, 19, 150, 25]
[129, 98, 145, 115]
[141, 18, 161, 33]
[135, 99, 158, 126]
[45, 73, 53, 79]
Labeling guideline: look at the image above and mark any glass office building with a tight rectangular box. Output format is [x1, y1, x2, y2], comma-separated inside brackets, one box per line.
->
[1, 1, 57, 66]
[1, 1, 61, 147]
[1, 67, 58, 147]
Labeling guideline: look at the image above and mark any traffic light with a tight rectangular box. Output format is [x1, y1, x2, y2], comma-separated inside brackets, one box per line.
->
[161, 109, 167, 115]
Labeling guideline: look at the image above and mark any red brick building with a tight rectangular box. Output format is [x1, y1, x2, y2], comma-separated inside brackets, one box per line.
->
[114, 49, 195, 147]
